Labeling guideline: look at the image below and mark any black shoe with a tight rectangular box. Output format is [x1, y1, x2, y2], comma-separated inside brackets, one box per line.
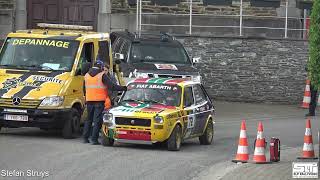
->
[83, 139, 90, 143]
[305, 113, 315, 117]
[91, 141, 101, 145]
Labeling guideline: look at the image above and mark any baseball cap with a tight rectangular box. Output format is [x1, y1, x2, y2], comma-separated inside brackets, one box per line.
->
[94, 59, 104, 68]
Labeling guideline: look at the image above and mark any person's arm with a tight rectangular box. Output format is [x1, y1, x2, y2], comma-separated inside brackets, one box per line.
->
[102, 74, 127, 91]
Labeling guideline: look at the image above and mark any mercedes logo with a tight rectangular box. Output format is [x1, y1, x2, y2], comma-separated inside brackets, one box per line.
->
[12, 97, 21, 106]
[130, 120, 135, 125]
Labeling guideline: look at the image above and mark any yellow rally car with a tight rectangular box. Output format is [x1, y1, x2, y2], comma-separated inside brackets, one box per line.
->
[0, 23, 123, 138]
[101, 78, 215, 151]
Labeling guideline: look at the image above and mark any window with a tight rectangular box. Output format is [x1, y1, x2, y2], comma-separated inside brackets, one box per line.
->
[97, 41, 110, 66]
[193, 84, 207, 105]
[77, 42, 94, 72]
[130, 42, 191, 64]
[120, 39, 130, 61]
[184, 86, 194, 107]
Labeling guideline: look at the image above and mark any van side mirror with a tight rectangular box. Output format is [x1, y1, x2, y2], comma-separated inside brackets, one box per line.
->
[81, 62, 91, 76]
[192, 57, 201, 64]
[115, 53, 124, 64]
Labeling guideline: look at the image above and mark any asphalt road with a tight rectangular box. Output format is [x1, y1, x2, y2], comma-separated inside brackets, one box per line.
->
[0, 101, 319, 180]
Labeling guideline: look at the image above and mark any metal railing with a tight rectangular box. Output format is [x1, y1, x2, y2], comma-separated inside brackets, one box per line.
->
[135, 0, 310, 39]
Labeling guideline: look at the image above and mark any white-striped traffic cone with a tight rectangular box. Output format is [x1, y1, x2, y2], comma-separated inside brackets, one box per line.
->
[253, 122, 269, 164]
[232, 120, 249, 163]
[301, 79, 311, 109]
[297, 119, 318, 159]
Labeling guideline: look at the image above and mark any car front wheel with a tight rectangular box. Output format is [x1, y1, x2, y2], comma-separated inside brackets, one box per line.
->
[167, 125, 182, 151]
[199, 119, 214, 145]
[101, 129, 114, 146]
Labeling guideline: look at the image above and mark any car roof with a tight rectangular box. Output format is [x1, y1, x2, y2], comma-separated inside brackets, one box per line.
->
[111, 31, 182, 46]
[129, 78, 198, 86]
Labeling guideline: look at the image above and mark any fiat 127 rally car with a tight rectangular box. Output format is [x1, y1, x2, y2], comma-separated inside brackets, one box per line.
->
[101, 78, 215, 151]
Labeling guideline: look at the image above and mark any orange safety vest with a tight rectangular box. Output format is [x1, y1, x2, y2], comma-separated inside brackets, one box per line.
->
[84, 72, 109, 102]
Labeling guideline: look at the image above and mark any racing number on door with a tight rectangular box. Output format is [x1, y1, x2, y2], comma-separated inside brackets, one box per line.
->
[187, 114, 195, 128]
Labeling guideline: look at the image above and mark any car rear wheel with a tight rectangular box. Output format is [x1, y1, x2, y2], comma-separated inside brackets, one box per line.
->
[199, 119, 214, 145]
[101, 129, 114, 146]
[62, 108, 80, 139]
[167, 125, 182, 151]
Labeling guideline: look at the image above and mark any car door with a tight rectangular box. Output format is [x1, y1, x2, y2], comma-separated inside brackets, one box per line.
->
[183, 86, 197, 139]
[192, 84, 212, 135]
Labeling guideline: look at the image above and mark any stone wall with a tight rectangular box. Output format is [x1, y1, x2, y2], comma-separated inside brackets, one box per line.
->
[179, 36, 308, 104]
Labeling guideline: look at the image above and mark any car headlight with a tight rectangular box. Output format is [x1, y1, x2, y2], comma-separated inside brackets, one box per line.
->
[103, 113, 114, 126]
[40, 96, 64, 107]
[154, 116, 164, 124]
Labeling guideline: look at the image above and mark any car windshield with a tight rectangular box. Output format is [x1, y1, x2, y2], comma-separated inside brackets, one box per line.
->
[0, 38, 79, 71]
[130, 42, 191, 64]
[121, 83, 182, 107]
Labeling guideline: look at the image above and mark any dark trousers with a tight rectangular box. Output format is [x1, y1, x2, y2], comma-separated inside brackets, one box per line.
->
[83, 102, 105, 142]
[309, 84, 318, 115]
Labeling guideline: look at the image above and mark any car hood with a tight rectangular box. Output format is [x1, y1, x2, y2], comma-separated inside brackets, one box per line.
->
[131, 63, 199, 76]
[0, 69, 70, 99]
[109, 102, 180, 118]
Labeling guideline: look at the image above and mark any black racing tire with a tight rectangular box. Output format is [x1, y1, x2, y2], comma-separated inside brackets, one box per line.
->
[167, 125, 182, 151]
[101, 130, 114, 146]
[199, 119, 214, 145]
[62, 108, 80, 139]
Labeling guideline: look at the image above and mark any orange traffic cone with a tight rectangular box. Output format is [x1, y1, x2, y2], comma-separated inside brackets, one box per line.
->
[232, 120, 249, 163]
[297, 119, 318, 159]
[301, 79, 311, 109]
[253, 122, 268, 163]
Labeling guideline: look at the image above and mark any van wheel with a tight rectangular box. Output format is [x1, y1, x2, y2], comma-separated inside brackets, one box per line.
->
[62, 108, 80, 139]
[167, 125, 182, 151]
[101, 130, 114, 146]
[199, 120, 214, 145]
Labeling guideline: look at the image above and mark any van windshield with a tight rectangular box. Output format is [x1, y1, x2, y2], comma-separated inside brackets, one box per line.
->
[0, 38, 79, 71]
[130, 42, 191, 65]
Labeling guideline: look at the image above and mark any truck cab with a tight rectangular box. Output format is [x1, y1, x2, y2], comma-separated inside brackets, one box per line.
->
[0, 23, 123, 138]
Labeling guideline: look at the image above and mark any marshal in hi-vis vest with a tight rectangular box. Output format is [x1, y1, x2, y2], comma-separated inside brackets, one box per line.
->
[84, 72, 109, 102]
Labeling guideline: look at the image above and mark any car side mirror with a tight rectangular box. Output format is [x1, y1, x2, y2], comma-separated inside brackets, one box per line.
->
[115, 53, 124, 64]
[192, 57, 201, 64]
[81, 62, 91, 76]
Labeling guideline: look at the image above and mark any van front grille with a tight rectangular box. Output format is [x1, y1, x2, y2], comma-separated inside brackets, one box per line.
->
[0, 98, 41, 109]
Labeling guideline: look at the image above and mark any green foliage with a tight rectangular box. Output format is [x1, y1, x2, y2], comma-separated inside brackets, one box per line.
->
[308, 0, 320, 90]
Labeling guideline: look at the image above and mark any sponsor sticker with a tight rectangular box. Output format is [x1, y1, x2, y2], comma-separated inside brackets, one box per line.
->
[1, 77, 41, 91]
[136, 84, 172, 90]
[32, 76, 62, 84]
[292, 162, 318, 178]
[12, 39, 70, 48]
[155, 64, 178, 70]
